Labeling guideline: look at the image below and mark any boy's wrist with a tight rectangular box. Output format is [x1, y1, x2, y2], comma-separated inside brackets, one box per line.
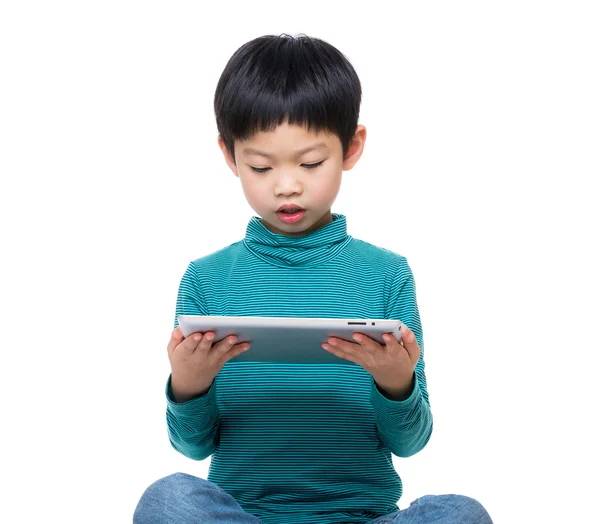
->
[375, 374, 415, 401]
[170, 375, 213, 403]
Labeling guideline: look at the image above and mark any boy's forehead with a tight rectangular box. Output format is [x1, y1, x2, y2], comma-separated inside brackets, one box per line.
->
[242, 142, 329, 159]
[238, 123, 338, 157]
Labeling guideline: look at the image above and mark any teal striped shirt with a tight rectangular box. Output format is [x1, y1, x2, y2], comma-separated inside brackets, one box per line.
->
[167, 213, 432, 524]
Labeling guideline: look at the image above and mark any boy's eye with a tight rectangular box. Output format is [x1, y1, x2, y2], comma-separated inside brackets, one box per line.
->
[302, 161, 325, 169]
[249, 160, 324, 174]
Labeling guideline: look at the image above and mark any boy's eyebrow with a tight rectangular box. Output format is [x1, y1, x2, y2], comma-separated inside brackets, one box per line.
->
[242, 142, 329, 159]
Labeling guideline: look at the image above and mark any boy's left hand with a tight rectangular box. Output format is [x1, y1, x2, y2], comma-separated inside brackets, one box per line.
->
[322, 324, 419, 400]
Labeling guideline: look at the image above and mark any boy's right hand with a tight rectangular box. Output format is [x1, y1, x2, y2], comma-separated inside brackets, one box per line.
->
[167, 326, 250, 403]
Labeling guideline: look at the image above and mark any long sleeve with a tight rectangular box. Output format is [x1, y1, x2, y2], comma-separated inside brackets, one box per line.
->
[165, 261, 220, 460]
[371, 259, 433, 457]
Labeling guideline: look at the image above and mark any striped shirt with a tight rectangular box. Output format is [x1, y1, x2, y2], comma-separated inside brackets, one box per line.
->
[167, 213, 432, 524]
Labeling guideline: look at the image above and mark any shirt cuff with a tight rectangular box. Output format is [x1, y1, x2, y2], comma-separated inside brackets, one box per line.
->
[165, 374, 217, 411]
[370, 372, 421, 413]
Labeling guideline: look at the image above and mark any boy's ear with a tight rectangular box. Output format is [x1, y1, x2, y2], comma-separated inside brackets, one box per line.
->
[342, 125, 367, 171]
[217, 135, 239, 177]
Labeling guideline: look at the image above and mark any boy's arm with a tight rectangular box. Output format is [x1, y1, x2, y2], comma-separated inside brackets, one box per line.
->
[166, 374, 219, 460]
[165, 261, 220, 460]
[370, 259, 433, 458]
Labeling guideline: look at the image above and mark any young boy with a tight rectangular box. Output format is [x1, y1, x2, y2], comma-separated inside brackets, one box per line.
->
[134, 34, 493, 524]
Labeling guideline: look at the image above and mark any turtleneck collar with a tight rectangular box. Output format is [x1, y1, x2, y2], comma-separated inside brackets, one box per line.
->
[242, 213, 352, 268]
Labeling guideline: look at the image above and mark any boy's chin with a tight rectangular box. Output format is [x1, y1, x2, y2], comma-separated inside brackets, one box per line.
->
[261, 210, 333, 237]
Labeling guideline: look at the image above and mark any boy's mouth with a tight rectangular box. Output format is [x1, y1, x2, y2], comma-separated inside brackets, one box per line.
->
[276, 207, 306, 224]
[277, 204, 305, 213]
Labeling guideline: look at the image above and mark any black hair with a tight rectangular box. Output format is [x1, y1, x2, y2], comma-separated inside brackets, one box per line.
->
[214, 33, 362, 161]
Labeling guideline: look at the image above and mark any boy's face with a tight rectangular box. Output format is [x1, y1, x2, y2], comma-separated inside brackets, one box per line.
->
[218, 122, 366, 237]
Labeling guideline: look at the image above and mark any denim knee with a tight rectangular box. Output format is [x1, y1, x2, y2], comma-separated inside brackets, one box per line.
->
[133, 472, 221, 524]
[143, 473, 218, 497]
[453, 495, 492, 523]
[418, 494, 493, 524]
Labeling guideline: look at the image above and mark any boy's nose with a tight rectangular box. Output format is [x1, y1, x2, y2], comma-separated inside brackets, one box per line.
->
[274, 176, 303, 196]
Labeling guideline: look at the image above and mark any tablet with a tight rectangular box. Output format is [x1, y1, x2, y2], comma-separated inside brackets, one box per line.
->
[176, 315, 403, 365]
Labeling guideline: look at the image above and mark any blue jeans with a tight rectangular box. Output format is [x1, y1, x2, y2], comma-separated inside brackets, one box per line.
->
[134, 473, 493, 524]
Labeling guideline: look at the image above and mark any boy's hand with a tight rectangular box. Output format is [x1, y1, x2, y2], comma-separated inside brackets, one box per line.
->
[167, 326, 250, 403]
[322, 324, 419, 401]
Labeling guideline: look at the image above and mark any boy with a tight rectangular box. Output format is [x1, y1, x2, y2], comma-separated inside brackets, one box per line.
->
[134, 34, 493, 524]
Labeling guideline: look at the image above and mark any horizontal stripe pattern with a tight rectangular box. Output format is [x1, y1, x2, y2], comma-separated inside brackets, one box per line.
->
[166, 214, 432, 524]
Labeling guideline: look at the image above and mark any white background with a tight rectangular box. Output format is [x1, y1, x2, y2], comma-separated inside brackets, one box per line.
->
[1, 1, 598, 523]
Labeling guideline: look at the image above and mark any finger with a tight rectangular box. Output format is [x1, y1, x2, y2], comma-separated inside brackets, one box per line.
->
[213, 335, 240, 354]
[195, 331, 216, 355]
[214, 336, 250, 361]
[224, 342, 251, 363]
[325, 337, 349, 352]
[167, 326, 185, 358]
[198, 332, 249, 358]
[400, 325, 420, 363]
[179, 331, 205, 356]
[325, 337, 361, 357]
[322, 342, 356, 364]
[381, 333, 399, 348]
[350, 333, 379, 353]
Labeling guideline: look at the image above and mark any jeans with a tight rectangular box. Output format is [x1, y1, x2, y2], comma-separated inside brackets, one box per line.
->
[134, 473, 493, 524]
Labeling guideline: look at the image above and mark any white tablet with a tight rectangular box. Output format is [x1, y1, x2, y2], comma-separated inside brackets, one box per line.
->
[177, 315, 403, 365]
